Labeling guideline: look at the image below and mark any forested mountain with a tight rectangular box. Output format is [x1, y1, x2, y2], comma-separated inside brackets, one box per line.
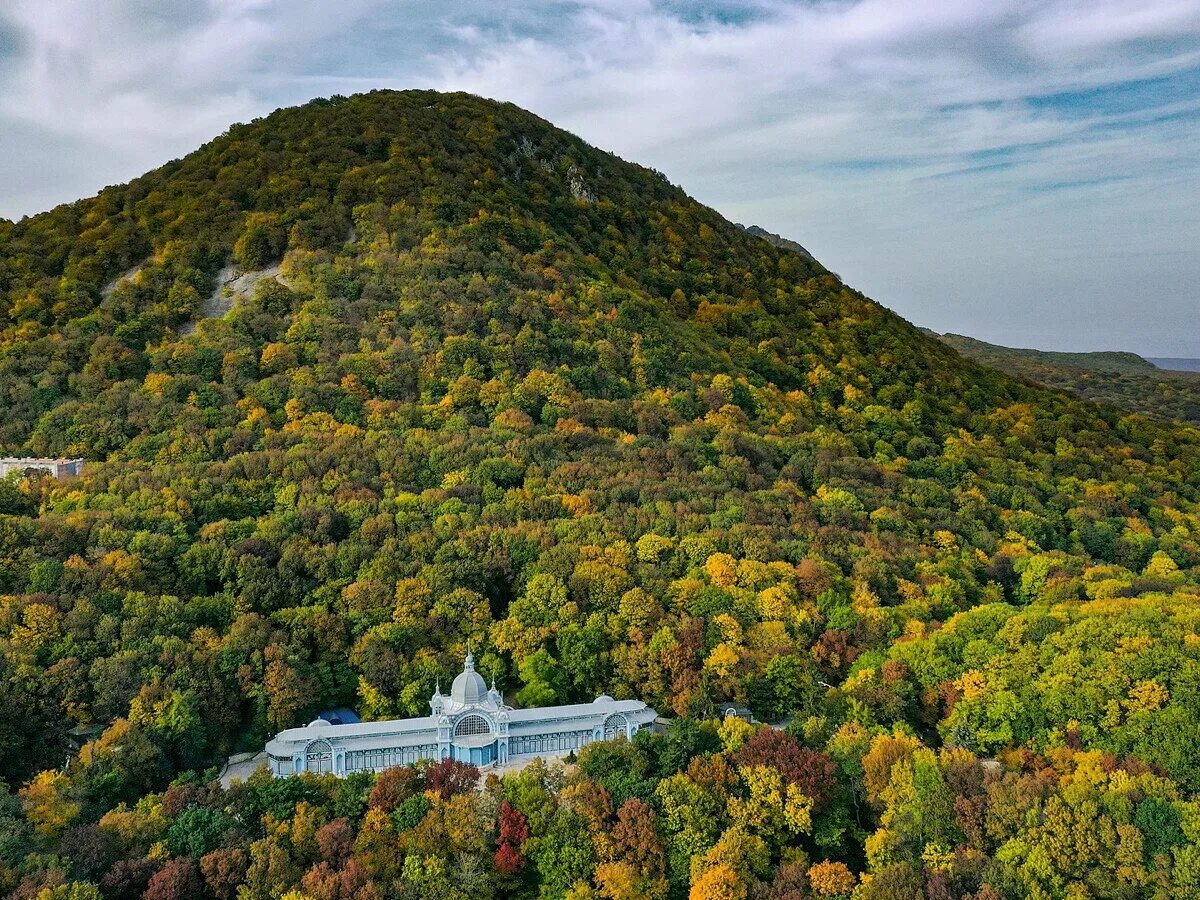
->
[933, 331, 1200, 423]
[3, 90, 1200, 899]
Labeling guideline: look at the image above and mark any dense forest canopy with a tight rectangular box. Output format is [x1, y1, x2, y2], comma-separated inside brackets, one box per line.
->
[3, 90, 1200, 899]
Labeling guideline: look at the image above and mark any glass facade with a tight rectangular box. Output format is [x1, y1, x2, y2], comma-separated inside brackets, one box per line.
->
[344, 744, 439, 773]
[452, 742, 496, 765]
[603, 714, 628, 740]
[509, 728, 592, 756]
[276, 715, 648, 777]
[455, 714, 491, 737]
[305, 740, 333, 774]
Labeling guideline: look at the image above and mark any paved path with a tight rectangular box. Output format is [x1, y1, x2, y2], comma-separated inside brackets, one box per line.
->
[480, 751, 575, 780]
[220, 751, 267, 788]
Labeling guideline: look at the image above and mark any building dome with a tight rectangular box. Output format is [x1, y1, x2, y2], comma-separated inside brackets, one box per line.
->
[450, 649, 488, 707]
[593, 694, 614, 704]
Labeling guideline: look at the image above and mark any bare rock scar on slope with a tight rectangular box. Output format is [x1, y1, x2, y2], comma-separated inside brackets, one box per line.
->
[100, 264, 145, 298]
[179, 263, 291, 336]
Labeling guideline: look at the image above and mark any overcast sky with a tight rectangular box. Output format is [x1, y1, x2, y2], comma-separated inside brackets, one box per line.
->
[1, 1, 1198, 356]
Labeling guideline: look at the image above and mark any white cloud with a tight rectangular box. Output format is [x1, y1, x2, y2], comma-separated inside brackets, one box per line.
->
[1020, 0, 1200, 57]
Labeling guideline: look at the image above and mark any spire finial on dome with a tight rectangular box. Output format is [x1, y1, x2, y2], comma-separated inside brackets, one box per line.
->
[448, 645, 488, 707]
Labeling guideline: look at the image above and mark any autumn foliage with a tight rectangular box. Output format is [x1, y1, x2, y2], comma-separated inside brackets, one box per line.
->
[2, 89, 1200, 897]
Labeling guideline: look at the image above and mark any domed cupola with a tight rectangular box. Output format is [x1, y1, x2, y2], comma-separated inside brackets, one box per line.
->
[449, 648, 489, 708]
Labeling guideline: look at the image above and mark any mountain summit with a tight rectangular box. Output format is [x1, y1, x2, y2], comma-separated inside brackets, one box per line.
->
[4, 89, 1057, 456]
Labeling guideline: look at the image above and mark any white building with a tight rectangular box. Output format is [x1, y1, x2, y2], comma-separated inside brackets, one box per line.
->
[0, 457, 84, 479]
[265, 650, 657, 776]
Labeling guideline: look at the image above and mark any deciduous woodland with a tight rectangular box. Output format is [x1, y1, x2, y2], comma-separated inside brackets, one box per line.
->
[2, 90, 1200, 899]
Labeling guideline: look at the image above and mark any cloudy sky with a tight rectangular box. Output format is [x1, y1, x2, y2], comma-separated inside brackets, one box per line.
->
[1, 1, 1198, 355]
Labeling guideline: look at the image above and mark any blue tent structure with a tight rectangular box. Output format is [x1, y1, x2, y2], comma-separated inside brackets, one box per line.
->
[316, 708, 361, 726]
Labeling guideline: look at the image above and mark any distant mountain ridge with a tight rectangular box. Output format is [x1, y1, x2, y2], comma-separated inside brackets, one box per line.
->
[1150, 357, 1200, 373]
[931, 331, 1158, 375]
[931, 329, 1200, 423]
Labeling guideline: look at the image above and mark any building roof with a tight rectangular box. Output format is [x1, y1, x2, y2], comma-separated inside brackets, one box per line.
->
[266, 715, 441, 755]
[505, 697, 651, 723]
[449, 648, 488, 706]
[0, 457, 84, 464]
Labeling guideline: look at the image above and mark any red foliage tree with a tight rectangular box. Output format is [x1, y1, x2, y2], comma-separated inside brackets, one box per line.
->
[494, 800, 530, 876]
[367, 765, 423, 812]
[498, 800, 530, 846]
[99, 858, 158, 900]
[735, 728, 837, 808]
[303, 858, 382, 900]
[610, 798, 664, 876]
[316, 817, 355, 865]
[199, 847, 249, 900]
[143, 857, 203, 900]
[765, 861, 810, 900]
[926, 871, 955, 900]
[494, 841, 525, 876]
[160, 782, 198, 818]
[301, 861, 340, 900]
[339, 858, 383, 900]
[813, 629, 860, 675]
[425, 758, 480, 799]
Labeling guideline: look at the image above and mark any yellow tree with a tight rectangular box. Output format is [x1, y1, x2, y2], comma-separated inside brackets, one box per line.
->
[690, 863, 746, 900]
[20, 770, 80, 840]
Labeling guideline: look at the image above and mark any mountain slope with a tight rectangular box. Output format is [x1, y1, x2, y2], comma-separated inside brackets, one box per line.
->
[3, 90, 1200, 898]
[933, 330, 1200, 423]
[2, 90, 1087, 457]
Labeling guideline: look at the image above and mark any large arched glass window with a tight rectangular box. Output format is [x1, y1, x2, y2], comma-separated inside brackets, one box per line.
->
[305, 739, 333, 774]
[455, 714, 491, 737]
[603, 714, 628, 740]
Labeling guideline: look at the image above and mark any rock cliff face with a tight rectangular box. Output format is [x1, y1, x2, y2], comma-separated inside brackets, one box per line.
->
[740, 223, 816, 262]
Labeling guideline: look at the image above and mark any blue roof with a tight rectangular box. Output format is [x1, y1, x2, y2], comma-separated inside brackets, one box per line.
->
[317, 707, 360, 726]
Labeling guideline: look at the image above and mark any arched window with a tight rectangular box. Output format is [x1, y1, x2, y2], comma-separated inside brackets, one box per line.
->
[305, 739, 333, 774]
[603, 714, 628, 740]
[455, 714, 491, 737]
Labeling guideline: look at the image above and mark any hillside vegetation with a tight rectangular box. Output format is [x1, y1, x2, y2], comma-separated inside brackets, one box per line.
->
[935, 331, 1200, 423]
[3, 90, 1200, 899]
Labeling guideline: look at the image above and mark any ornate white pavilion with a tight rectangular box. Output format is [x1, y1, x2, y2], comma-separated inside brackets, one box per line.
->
[264, 650, 658, 777]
